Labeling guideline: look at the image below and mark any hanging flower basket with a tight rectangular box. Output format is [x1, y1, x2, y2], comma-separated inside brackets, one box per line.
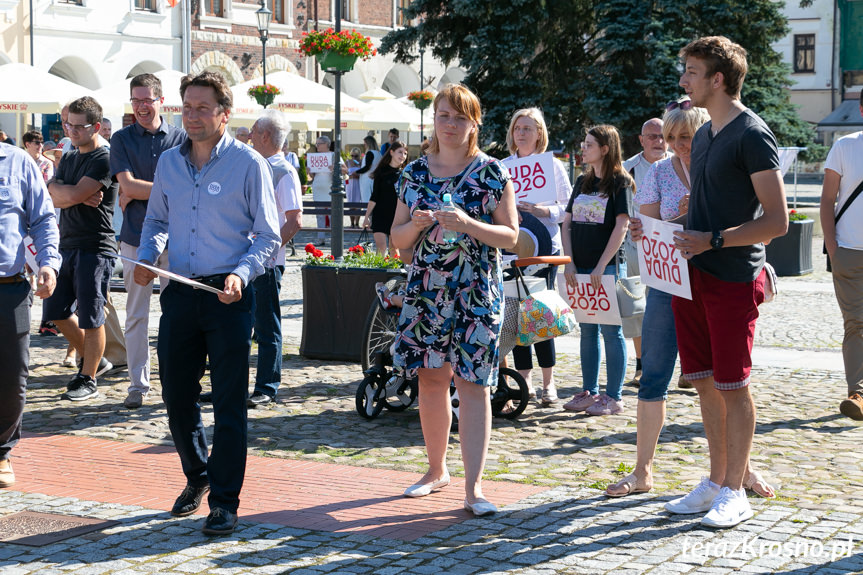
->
[299, 28, 375, 73]
[316, 51, 359, 73]
[247, 83, 281, 107]
[407, 89, 434, 110]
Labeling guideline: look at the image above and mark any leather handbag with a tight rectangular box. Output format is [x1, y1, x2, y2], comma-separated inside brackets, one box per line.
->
[615, 259, 646, 319]
[616, 275, 646, 319]
[514, 267, 576, 346]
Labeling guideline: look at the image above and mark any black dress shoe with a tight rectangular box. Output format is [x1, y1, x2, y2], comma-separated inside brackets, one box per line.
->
[170, 483, 210, 517]
[247, 391, 273, 408]
[202, 507, 238, 536]
[199, 391, 213, 403]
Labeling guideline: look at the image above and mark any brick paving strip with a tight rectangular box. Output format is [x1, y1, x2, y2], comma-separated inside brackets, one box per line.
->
[10, 432, 542, 542]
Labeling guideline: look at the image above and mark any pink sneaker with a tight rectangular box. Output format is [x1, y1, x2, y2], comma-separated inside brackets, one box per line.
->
[563, 390, 599, 412]
[585, 394, 624, 416]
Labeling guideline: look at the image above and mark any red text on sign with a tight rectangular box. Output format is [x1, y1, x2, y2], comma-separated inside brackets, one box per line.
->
[641, 236, 682, 285]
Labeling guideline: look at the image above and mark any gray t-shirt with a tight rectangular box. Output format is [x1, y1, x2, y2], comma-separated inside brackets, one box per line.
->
[687, 109, 779, 283]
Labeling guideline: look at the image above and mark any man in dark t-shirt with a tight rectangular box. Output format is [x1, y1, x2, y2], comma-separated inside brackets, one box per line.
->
[662, 36, 789, 529]
[45, 96, 118, 402]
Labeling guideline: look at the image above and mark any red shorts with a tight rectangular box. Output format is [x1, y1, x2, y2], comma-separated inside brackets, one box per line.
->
[672, 265, 766, 390]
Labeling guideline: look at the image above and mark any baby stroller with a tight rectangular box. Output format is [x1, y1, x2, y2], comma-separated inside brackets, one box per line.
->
[355, 255, 571, 423]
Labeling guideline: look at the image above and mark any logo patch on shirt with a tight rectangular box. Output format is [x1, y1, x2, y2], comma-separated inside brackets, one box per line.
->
[207, 182, 222, 196]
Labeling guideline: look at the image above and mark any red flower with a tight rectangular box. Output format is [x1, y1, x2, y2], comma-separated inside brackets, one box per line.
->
[326, 255, 335, 260]
[790, 209, 797, 214]
[304, 243, 316, 253]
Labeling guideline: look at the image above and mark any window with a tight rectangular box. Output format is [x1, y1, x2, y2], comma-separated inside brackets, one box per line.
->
[341, 0, 351, 21]
[134, 0, 156, 11]
[58, 0, 83, 4]
[794, 34, 815, 73]
[397, 0, 411, 26]
[204, 0, 223, 17]
[273, 0, 286, 24]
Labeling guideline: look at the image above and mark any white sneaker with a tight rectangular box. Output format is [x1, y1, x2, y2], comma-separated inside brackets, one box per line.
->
[701, 486, 754, 528]
[665, 476, 720, 514]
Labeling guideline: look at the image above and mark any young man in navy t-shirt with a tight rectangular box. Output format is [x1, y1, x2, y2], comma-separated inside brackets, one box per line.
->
[663, 36, 789, 528]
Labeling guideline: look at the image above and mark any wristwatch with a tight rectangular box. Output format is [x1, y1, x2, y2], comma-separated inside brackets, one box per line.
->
[710, 230, 724, 250]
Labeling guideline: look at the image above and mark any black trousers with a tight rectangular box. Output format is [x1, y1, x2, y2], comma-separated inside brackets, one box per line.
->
[157, 281, 254, 513]
[0, 281, 32, 460]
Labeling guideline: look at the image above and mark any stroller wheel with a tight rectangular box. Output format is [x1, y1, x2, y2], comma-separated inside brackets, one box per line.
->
[491, 367, 530, 419]
[356, 372, 387, 420]
[382, 375, 418, 412]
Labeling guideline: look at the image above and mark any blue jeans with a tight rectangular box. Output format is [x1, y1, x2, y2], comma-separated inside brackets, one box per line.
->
[637, 288, 678, 402]
[577, 264, 627, 401]
[158, 281, 254, 513]
[252, 266, 283, 398]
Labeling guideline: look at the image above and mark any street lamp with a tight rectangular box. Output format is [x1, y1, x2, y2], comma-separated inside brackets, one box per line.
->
[256, 1, 272, 92]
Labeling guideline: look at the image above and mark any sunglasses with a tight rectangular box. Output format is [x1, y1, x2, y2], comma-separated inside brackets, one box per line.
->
[666, 99, 693, 112]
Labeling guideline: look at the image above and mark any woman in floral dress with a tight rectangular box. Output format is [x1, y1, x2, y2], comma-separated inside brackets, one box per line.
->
[390, 84, 518, 516]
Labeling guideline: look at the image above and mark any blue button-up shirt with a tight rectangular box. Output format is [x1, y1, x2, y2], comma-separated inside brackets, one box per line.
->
[137, 132, 279, 286]
[0, 145, 61, 276]
[110, 117, 186, 247]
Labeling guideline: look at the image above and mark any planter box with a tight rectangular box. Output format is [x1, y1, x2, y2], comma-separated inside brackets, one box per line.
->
[300, 265, 403, 361]
[765, 219, 813, 276]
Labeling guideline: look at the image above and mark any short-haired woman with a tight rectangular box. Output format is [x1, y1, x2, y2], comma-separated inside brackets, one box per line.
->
[504, 108, 572, 405]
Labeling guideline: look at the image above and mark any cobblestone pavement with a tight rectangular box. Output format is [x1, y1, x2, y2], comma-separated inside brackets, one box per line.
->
[2, 244, 859, 574]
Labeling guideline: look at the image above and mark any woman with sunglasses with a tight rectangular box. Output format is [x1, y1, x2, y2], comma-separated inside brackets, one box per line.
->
[561, 125, 632, 416]
[607, 97, 774, 499]
[503, 108, 572, 405]
[390, 84, 518, 516]
[22, 130, 54, 183]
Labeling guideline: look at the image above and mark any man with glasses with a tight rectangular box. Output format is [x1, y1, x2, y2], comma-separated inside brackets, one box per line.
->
[45, 96, 118, 401]
[110, 73, 186, 409]
[134, 71, 279, 536]
[622, 118, 669, 386]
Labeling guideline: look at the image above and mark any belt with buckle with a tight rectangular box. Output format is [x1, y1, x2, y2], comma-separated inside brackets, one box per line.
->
[0, 273, 27, 284]
[188, 273, 230, 289]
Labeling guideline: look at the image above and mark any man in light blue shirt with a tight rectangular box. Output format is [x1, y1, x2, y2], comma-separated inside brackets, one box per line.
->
[134, 71, 279, 536]
[0, 144, 61, 488]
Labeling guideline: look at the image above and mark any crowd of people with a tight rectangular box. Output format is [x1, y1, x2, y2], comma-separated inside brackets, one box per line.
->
[0, 33, 859, 538]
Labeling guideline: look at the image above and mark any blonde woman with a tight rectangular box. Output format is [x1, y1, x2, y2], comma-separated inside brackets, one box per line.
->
[504, 108, 572, 405]
[390, 84, 518, 516]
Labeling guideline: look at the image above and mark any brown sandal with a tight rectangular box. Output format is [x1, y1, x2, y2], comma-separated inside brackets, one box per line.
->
[744, 470, 776, 498]
[605, 473, 652, 498]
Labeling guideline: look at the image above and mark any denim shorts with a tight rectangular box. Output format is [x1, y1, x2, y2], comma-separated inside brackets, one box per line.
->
[42, 249, 114, 329]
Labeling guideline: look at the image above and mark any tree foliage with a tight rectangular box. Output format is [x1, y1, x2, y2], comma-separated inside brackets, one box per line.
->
[380, 0, 815, 156]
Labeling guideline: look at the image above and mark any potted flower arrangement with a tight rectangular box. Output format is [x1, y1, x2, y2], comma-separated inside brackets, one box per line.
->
[407, 89, 434, 111]
[298, 28, 376, 73]
[247, 83, 281, 108]
[765, 208, 814, 276]
[300, 243, 403, 361]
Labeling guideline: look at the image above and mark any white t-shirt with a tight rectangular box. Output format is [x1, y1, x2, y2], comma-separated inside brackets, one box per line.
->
[273, 164, 303, 266]
[824, 131, 863, 250]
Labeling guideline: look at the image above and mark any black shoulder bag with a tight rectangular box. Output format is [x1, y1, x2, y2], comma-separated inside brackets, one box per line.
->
[825, 177, 863, 272]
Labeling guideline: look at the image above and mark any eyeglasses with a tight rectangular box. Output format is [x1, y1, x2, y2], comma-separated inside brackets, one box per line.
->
[580, 141, 596, 150]
[513, 125, 537, 134]
[63, 122, 93, 132]
[641, 133, 665, 142]
[665, 99, 693, 112]
[130, 97, 162, 107]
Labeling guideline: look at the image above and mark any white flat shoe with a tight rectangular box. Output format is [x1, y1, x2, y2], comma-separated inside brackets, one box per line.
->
[403, 473, 450, 498]
[463, 498, 497, 516]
